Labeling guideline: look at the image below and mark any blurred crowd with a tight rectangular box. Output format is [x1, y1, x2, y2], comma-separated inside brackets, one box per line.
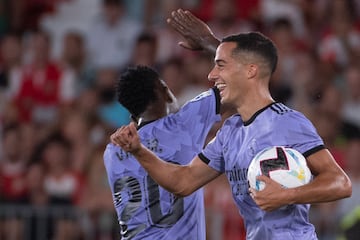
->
[0, 0, 359, 239]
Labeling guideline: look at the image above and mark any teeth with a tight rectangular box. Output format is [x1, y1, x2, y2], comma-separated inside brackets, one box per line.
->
[216, 83, 226, 90]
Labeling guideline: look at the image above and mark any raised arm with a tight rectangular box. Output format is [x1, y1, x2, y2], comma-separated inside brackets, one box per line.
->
[111, 122, 221, 196]
[167, 9, 220, 55]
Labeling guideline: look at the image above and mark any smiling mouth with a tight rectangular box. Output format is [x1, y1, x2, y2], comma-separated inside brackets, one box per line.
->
[215, 83, 226, 95]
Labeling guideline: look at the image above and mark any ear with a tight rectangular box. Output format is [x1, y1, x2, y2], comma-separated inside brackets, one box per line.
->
[157, 79, 173, 103]
[247, 64, 258, 79]
[164, 86, 174, 103]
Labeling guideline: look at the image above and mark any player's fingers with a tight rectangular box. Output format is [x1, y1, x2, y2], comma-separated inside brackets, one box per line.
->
[177, 9, 192, 27]
[179, 42, 193, 50]
[249, 188, 256, 198]
[114, 134, 129, 148]
[256, 175, 270, 182]
[167, 17, 187, 36]
[110, 126, 125, 144]
[128, 122, 138, 136]
[167, 18, 183, 32]
[182, 10, 200, 30]
[172, 10, 190, 31]
[184, 10, 203, 27]
[110, 132, 120, 143]
[117, 128, 132, 147]
[110, 135, 117, 145]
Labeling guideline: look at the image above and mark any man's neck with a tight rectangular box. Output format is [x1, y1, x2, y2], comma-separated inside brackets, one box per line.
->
[236, 89, 274, 122]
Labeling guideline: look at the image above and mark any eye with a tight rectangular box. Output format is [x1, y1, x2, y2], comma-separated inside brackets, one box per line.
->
[215, 60, 225, 69]
[217, 63, 224, 69]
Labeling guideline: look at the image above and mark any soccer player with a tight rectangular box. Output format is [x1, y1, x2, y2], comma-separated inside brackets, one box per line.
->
[112, 11, 352, 240]
[103, 65, 221, 239]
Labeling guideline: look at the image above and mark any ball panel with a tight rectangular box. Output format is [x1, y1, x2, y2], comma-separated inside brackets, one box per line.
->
[247, 146, 312, 191]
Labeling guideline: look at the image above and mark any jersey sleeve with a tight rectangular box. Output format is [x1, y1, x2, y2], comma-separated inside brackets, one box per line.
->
[103, 144, 117, 193]
[198, 119, 231, 173]
[103, 143, 132, 191]
[276, 111, 325, 158]
[165, 87, 221, 145]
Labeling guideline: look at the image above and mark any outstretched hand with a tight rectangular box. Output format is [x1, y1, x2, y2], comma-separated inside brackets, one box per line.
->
[167, 9, 220, 54]
[110, 122, 142, 154]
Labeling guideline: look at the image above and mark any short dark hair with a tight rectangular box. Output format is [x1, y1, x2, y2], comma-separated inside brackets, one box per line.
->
[116, 65, 160, 118]
[222, 32, 278, 74]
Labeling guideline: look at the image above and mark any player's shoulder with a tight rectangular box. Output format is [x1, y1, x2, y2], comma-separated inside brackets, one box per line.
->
[268, 102, 294, 115]
[105, 142, 117, 152]
[104, 143, 125, 159]
[270, 103, 314, 128]
[269, 103, 307, 118]
[188, 88, 214, 103]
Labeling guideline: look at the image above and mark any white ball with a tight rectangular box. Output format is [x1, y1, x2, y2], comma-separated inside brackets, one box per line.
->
[247, 146, 312, 191]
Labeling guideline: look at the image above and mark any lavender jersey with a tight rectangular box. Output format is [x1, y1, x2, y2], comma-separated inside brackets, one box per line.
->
[104, 88, 221, 240]
[200, 102, 324, 240]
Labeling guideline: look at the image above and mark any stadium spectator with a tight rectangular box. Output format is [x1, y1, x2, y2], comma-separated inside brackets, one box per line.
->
[0, 33, 22, 121]
[159, 57, 189, 106]
[267, 17, 309, 105]
[341, 63, 360, 131]
[126, 31, 159, 69]
[37, 133, 84, 239]
[207, 0, 255, 39]
[85, 0, 143, 70]
[0, 124, 29, 240]
[80, 146, 117, 239]
[317, 0, 360, 73]
[13, 30, 76, 124]
[59, 30, 95, 95]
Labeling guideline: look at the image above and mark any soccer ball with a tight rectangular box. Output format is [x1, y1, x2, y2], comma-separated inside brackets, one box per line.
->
[247, 146, 312, 191]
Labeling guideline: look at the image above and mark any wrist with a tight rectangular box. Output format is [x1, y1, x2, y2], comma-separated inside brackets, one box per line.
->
[285, 187, 297, 205]
[131, 144, 147, 158]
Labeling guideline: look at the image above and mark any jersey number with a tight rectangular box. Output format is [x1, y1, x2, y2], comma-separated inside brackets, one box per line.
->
[114, 175, 184, 239]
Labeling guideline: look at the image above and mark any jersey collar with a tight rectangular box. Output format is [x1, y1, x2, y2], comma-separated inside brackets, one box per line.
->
[243, 102, 276, 126]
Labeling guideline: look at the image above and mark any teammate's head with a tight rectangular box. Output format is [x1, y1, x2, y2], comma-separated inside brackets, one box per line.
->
[221, 32, 278, 77]
[116, 65, 176, 120]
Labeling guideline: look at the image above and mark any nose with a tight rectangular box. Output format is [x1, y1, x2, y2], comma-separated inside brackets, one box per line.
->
[208, 66, 218, 82]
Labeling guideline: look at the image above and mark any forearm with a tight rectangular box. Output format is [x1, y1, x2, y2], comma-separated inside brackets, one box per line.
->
[286, 171, 352, 204]
[132, 144, 195, 196]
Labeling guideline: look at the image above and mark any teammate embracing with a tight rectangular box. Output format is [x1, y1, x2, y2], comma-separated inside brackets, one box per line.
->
[104, 65, 221, 239]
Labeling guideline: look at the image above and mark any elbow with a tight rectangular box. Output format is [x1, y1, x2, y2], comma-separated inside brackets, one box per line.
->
[172, 186, 196, 197]
[342, 177, 352, 198]
[174, 190, 195, 198]
[174, 192, 190, 198]
[338, 174, 352, 199]
[169, 167, 199, 197]
[171, 179, 197, 197]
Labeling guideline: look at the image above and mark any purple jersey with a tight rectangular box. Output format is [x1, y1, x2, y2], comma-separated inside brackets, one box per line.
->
[200, 102, 324, 240]
[104, 88, 221, 240]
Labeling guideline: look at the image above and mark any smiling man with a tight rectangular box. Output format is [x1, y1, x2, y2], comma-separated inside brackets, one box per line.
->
[112, 29, 352, 240]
